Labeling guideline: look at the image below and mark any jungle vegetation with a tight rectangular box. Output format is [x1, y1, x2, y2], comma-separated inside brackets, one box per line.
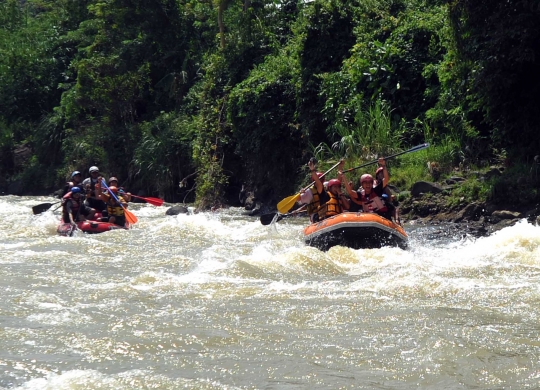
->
[1, 0, 540, 208]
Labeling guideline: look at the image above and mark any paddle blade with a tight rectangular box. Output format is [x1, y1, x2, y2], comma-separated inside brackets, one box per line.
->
[124, 208, 138, 225]
[260, 213, 278, 225]
[32, 202, 56, 215]
[277, 193, 300, 214]
[141, 197, 163, 206]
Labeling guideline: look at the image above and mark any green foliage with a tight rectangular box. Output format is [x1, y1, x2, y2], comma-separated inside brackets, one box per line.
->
[133, 112, 195, 199]
[228, 46, 302, 197]
[446, 178, 491, 207]
[447, 0, 540, 157]
[1, 0, 539, 211]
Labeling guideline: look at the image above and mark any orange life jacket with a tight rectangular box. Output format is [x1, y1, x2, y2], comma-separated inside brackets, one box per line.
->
[316, 192, 343, 220]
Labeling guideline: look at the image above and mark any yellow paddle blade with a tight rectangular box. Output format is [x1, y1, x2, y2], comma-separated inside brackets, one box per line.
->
[277, 193, 300, 214]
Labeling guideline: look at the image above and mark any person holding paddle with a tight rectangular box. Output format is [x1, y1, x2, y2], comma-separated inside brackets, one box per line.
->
[342, 157, 394, 221]
[298, 160, 327, 222]
[83, 166, 107, 212]
[107, 177, 132, 202]
[62, 187, 94, 227]
[61, 171, 84, 197]
[302, 159, 330, 222]
[96, 178, 128, 226]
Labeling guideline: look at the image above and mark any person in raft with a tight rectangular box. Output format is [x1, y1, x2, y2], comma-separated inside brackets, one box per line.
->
[107, 176, 132, 203]
[82, 166, 107, 212]
[341, 157, 394, 221]
[62, 187, 95, 227]
[298, 162, 326, 223]
[61, 170, 84, 197]
[96, 178, 128, 226]
[309, 160, 349, 221]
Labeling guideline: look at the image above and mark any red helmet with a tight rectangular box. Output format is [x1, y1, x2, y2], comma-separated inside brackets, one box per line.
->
[360, 174, 374, 184]
[108, 186, 118, 194]
[316, 171, 325, 179]
[328, 179, 341, 188]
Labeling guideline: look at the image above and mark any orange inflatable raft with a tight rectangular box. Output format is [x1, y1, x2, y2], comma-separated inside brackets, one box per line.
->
[303, 212, 407, 251]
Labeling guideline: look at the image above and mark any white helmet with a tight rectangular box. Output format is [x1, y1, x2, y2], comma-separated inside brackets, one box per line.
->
[89, 166, 99, 173]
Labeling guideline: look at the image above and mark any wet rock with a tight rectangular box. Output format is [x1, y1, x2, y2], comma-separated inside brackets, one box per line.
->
[454, 202, 484, 222]
[166, 205, 189, 215]
[244, 194, 257, 211]
[491, 210, 522, 219]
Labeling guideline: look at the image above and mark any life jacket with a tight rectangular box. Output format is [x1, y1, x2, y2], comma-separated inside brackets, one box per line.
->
[83, 178, 98, 199]
[316, 192, 342, 220]
[359, 189, 387, 214]
[306, 186, 321, 216]
[106, 195, 125, 216]
[62, 192, 81, 216]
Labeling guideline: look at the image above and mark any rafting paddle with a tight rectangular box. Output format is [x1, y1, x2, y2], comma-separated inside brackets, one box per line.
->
[32, 201, 61, 215]
[341, 143, 430, 174]
[277, 160, 343, 214]
[128, 194, 164, 206]
[100, 180, 138, 225]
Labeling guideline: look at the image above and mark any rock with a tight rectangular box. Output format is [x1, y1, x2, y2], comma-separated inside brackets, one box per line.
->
[7, 180, 23, 195]
[13, 143, 32, 169]
[484, 167, 502, 180]
[244, 194, 257, 211]
[166, 205, 189, 215]
[411, 181, 443, 197]
[491, 210, 522, 219]
[454, 202, 484, 222]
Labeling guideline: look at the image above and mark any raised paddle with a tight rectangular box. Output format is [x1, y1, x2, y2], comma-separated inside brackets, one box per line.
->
[277, 160, 343, 214]
[100, 180, 138, 225]
[32, 201, 61, 215]
[341, 143, 430, 173]
[128, 194, 164, 206]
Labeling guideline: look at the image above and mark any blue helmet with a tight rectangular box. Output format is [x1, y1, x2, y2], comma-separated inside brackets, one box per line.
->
[71, 171, 81, 178]
[71, 187, 82, 194]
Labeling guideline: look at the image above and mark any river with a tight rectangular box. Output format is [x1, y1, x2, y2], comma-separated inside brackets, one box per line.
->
[1, 195, 540, 389]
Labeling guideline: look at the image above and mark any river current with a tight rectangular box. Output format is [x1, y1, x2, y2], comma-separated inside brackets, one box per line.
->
[1, 195, 540, 389]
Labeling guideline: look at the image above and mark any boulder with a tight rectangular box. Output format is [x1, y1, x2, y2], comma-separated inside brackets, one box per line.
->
[7, 180, 23, 195]
[454, 202, 484, 222]
[411, 181, 443, 197]
[491, 210, 522, 219]
[166, 205, 189, 215]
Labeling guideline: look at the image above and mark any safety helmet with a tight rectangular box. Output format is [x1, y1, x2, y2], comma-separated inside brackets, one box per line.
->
[328, 179, 341, 188]
[316, 172, 325, 179]
[108, 186, 118, 194]
[71, 171, 81, 178]
[89, 166, 99, 173]
[108, 177, 118, 183]
[360, 174, 374, 184]
[71, 187, 82, 194]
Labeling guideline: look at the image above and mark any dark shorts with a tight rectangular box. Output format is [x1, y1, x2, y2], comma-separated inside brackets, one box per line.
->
[111, 215, 126, 227]
[62, 204, 93, 223]
[85, 197, 107, 212]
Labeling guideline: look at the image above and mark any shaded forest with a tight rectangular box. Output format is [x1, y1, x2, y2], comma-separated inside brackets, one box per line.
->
[1, 0, 540, 208]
